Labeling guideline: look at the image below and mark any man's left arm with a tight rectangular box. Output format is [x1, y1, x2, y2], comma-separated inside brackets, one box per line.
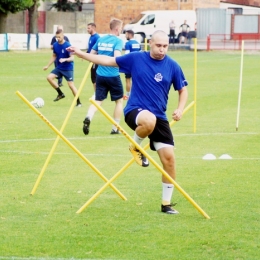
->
[59, 54, 74, 63]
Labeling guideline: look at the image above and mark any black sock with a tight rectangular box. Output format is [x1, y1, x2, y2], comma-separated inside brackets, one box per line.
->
[77, 98, 81, 104]
[56, 87, 63, 95]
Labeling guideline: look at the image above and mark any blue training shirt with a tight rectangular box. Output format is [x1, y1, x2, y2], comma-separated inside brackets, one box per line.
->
[125, 39, 141, 53]
[92, 34, 123, 77]
[87, 33, 100, 53]
[53, 41, 73, 71]
[116, 51, 188, 120]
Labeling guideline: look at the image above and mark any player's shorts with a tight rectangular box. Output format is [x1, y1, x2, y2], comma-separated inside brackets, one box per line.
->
[125, 74, 131, 79]
[125, 108, 174, 151]
[181, 31, 188, 37]
[95, 75, 123, 101]
[91, 64, 98, 84]
[51, 68, 74, 82]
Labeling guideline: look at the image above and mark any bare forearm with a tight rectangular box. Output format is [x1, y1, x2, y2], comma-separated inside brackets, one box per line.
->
[46, 57, 55, 68]
[172, 87, 188, 121]
[177, 87, 188, 112]
[67, 46, 118, 67]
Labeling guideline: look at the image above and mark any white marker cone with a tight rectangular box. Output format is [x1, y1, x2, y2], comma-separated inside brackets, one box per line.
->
[219, 154, 232, 160]
[202, 154, 216, 160]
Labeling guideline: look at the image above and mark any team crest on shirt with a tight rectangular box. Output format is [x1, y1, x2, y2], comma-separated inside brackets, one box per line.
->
[154, 73, 163, 82]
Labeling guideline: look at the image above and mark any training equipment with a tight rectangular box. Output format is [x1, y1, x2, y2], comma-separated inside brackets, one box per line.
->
[31, 97, 44, 108]
[236, 40, 244, 131]
[202, 154, 216, 160]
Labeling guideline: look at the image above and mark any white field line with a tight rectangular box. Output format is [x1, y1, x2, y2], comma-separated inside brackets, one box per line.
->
[0, 150, 259, 160]
[0, 132, 259, 160]
[0, 132, 258, 144]
[0, 257, 110, 260]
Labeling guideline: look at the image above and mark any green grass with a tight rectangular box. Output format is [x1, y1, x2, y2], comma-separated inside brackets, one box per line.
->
[0, 49, 260, 259]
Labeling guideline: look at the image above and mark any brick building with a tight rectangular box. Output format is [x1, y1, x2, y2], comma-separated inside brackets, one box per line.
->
[94, 0, 222, 33]
[221, 0, 260, 7]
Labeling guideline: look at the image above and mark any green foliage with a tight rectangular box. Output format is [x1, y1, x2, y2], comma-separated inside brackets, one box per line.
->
[0, 50, 259, 259]
[0, 0, 33, 14]
[49, 0, 82, 12]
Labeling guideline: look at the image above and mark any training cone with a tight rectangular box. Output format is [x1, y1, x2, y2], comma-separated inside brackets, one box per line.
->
[202, 154, 216, 160]
[219, 154, 232, 160]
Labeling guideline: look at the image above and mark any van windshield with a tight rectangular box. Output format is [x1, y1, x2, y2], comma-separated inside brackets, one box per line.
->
[130, 14, 145, 24]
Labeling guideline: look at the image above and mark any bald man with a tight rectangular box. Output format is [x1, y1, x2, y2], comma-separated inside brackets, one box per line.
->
[66, 30, 188, 214]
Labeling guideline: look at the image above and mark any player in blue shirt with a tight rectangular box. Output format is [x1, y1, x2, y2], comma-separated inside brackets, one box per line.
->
[86, 23, 100, 93]
[67, 30, 188, 214]
[123, 30, 141, 100]
[50, 25, 70, 87]
[82, 18, 124, 135]
[44, 29, 81, 106]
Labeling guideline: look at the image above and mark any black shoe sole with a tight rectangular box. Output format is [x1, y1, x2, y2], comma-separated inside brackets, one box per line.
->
[83, 118, 90, 135]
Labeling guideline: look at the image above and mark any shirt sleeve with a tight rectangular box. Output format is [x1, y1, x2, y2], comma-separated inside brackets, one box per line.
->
[114, 39, 123, 52]
[116, 52, 136, 74]
[172, 64, 188, 91]
[50, 36, 56, 46]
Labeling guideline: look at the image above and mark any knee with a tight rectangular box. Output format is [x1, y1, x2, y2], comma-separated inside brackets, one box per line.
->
[162, 154, 175, 168]
[142, 113, 156, 133]
[47, 74, 53, 82]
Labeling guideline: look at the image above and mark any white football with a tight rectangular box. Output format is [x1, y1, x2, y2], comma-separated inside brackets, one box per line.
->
[31, 97, 44, 108]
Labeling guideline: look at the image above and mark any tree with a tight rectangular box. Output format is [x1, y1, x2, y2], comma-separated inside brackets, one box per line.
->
[0, 0, 33, 33]
[50, 0, 82, 12]
[28, 0, 41, 34]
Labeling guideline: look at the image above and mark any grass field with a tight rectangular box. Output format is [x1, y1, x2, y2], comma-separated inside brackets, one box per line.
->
[0, 49, 259, 260]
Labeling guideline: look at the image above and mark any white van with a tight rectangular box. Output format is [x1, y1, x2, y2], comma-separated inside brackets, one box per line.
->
[123, 10, 196, 43]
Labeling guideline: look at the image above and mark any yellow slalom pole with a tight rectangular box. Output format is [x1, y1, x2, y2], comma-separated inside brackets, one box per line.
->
[236, 40, 244, 131]
[29, 63, 92, 195]
[89, 99, 210, 219]
[144, 38, 147, 51]
[193, 38, 197, 133]
[16, 91, 127, 201]
[77, 159, 134, 213]
[77, 101, 195, 213]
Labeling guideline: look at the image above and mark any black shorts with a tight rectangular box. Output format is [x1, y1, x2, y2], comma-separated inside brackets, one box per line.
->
[95, 75, 123, 101]
[91, 64, 98, 84]
[125, 74, 131, 79]
[125, 108, 174, 151]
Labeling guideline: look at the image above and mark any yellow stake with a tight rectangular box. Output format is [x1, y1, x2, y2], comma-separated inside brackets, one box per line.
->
[77, 101, 195, 214]
[16, 91, 127, 201]
[82, 100, 210, 219]
[193, 38, 197, 133]
[28, 63, 93, 195]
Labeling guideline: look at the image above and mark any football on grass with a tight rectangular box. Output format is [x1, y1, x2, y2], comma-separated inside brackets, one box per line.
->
[31, 97, 44, 108]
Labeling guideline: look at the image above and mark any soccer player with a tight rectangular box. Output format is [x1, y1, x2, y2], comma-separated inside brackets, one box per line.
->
[66, 30, 188, 214]
[123, 30, 141, 100]
[50, 25, 69, 87]
[86, 22, 100, 93]
[43, 29, 81, 107]
[82, 18, 124, 135]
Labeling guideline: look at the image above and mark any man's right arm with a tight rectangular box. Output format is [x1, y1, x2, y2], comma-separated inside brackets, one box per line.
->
[67, 46, 118, 67]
